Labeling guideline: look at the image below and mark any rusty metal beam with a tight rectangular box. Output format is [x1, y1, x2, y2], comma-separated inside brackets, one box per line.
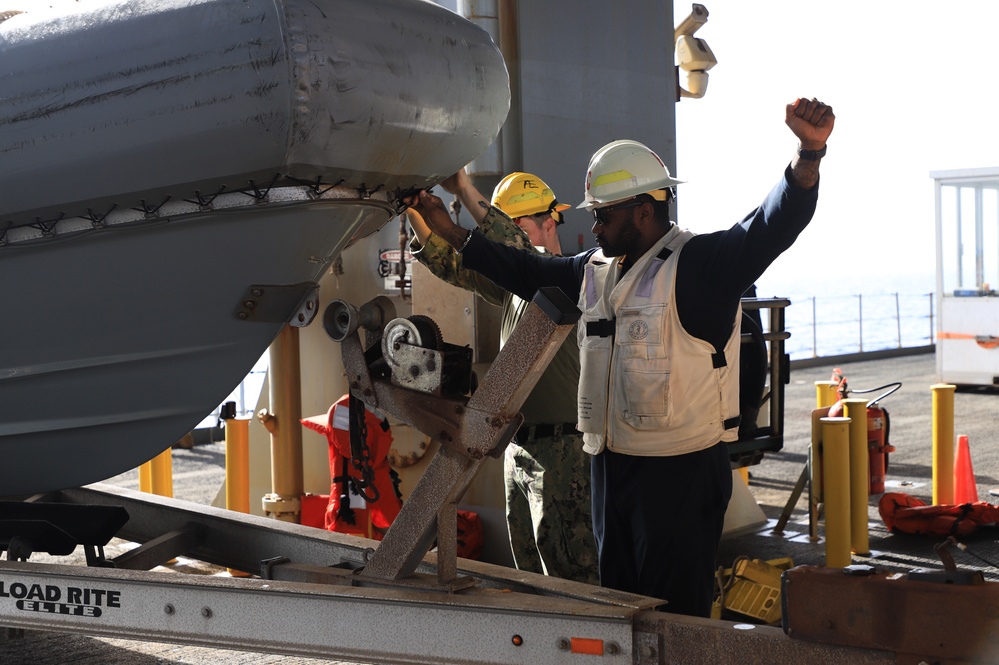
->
[782, 564, 995, 663]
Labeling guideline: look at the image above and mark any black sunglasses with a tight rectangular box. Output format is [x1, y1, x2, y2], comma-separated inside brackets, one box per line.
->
[592, 199, 643, 225]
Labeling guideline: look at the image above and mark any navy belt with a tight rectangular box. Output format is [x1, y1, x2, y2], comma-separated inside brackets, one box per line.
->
[515, 423, 580, 443]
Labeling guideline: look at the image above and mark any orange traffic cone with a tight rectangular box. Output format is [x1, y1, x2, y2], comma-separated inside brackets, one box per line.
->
[954, 434, 979, 504]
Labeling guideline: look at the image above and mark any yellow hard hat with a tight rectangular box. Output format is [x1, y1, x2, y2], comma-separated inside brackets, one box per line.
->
[491, 172, 571, 223]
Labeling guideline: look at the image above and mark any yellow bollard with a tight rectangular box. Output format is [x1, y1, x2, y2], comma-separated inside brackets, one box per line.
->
[260, 325, 304, 523]
[815, 381, 840, 409]
[807, 407, 832, 541]
[137, 447, 175, 566]
[932, 383, 957, 505]
[224, 410, 252, 577]
[821, 417, 852, 568]
[138, 459, 152, 493]
[151, 448, 173, 498]
[225, 418, 250, 515]
[842, 398, 870, 555]
[139, 447, 173, 498]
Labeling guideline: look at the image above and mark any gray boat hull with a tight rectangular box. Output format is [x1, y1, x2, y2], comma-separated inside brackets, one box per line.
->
[0, 0, 509, 495]
[2, 199, 386, 494]
[0, 0, 509, 229]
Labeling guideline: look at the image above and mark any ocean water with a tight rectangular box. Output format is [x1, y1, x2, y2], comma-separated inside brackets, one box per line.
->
[754, 270, 936, 361]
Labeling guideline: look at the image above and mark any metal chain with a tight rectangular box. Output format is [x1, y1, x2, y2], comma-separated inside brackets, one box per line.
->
[347, 394, 380, 503]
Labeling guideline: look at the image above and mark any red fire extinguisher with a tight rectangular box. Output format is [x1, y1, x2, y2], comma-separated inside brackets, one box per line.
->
[826, 369, 899, 495]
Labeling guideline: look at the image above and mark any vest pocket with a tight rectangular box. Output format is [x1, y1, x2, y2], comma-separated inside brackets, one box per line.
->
[577, 338, 611, 434]
[617, 306, 665, 347]
[621, 356, 671, 430]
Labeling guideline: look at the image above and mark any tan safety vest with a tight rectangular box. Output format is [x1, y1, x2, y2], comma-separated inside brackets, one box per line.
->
[576, 227, 741, 456]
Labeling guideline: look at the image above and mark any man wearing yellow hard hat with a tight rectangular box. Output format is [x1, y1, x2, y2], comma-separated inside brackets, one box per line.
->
[406, 169, 598, 584]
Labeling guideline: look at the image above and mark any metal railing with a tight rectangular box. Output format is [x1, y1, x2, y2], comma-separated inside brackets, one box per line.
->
[783, 292, 935, 360]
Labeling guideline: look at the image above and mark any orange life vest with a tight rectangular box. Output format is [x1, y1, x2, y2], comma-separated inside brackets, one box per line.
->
[302, 395, 402, 538]
[879, 492, 999, 537]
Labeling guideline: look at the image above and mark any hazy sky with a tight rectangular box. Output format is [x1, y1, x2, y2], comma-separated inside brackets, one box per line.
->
[673, 0, 999, 295]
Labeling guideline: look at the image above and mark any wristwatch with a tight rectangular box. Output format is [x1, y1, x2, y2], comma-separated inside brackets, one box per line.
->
[797, 144, 827, 161]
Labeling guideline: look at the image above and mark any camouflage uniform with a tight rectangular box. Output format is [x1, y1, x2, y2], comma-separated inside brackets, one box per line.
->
[411, 208, 598, 584]
[503, 426, 596, 582]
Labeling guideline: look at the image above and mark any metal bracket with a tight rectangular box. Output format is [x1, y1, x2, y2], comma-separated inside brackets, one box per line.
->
[0, 500, 129, 562]
[903, 537, 987, 585]
[233, 282, 319, 327]
[633, 630, 664, 665]
[260, 557, 478, 593]
[113, 523, 207, 571]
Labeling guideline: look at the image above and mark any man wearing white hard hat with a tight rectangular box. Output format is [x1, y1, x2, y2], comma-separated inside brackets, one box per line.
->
[406, 98, 834, 616]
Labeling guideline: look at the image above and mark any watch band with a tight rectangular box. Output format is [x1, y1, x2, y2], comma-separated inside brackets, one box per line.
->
[456, 228, 474, 253]
[797, 144, 827, 161]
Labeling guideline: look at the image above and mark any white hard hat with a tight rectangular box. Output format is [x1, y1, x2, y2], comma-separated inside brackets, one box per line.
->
[576, 139, 684, 211]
